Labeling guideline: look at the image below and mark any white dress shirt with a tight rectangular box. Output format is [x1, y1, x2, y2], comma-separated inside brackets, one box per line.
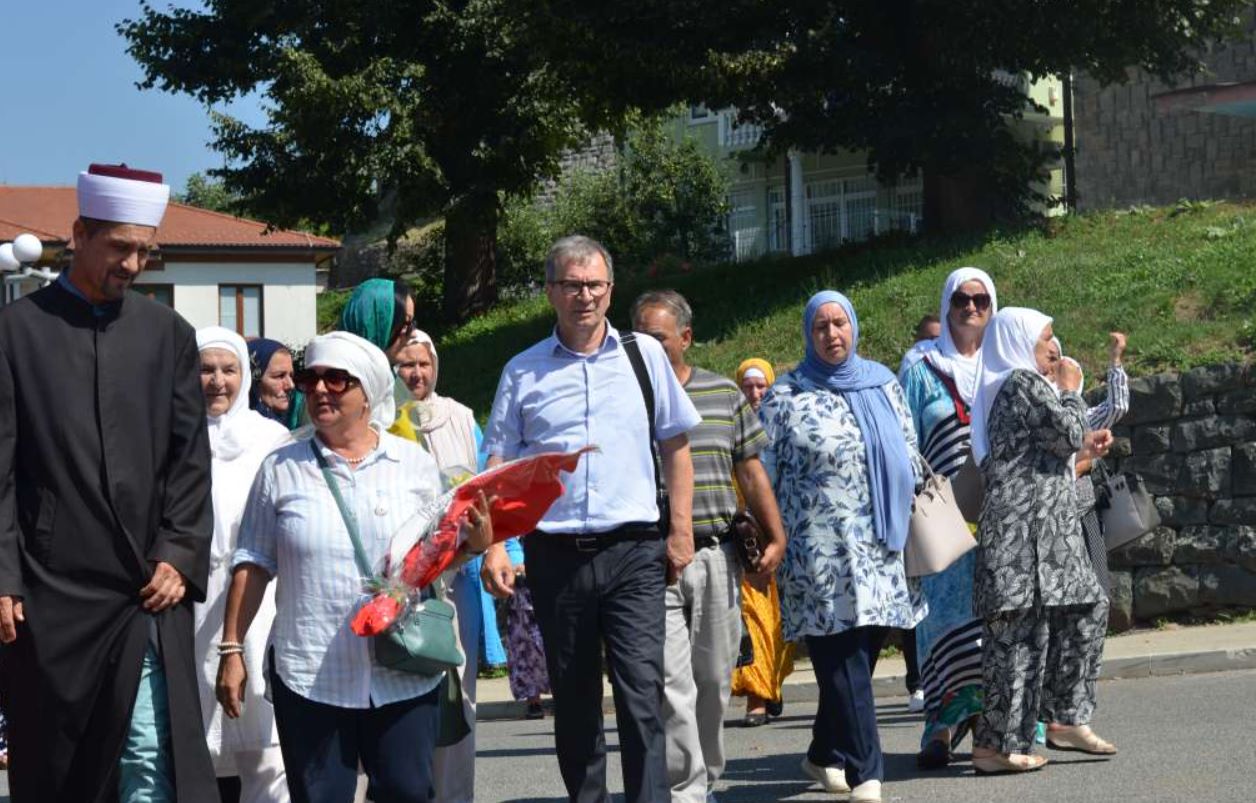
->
[233, 429, 445, 708]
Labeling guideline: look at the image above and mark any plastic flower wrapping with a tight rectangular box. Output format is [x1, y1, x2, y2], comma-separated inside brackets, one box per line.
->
[350, 446, 596, 637]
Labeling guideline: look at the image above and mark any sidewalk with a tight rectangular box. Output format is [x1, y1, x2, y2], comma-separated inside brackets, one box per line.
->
[473, 620, 1256, 721]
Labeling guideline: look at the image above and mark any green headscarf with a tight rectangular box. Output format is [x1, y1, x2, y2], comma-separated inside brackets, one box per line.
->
[338, 278, 396, 352]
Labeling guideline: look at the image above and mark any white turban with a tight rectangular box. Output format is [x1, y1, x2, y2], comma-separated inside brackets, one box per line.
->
[77, 164, 170, 228]
[971, 307, 1054, 464]
[304, 331, 396, 427]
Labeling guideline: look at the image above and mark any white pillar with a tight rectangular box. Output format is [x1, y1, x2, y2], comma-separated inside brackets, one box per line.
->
[788, 150, 808, 256]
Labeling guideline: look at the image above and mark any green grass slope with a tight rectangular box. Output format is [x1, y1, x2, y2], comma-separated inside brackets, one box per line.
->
[437, 202, 1256, 417]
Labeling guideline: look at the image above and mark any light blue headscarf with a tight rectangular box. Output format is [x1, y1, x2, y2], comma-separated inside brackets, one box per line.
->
[799, 290, 917, 552]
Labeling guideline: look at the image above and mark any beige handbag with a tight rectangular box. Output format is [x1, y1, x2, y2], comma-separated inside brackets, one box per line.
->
[905, 459, 977, 578]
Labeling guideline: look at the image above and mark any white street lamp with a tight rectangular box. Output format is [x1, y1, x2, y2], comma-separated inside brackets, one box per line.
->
[11, 232, 42, 263]
[0, 243, 19, 272]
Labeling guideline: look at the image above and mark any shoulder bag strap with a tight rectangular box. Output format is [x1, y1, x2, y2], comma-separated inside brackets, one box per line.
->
[310, 439, 375, 581]
[922, 356, 972, 425]
[620, 333, 663, 496]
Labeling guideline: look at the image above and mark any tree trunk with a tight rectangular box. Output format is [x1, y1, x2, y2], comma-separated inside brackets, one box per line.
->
[443, 192, 500, 323]
[923, 171, 996, 232]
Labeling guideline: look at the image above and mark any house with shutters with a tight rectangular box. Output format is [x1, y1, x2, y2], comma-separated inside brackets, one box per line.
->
[0, 186, 338, 346]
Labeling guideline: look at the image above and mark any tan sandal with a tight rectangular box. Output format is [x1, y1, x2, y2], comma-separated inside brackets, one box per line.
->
[972, 752, 1048, 775]
[1046, 725, 1118, 755]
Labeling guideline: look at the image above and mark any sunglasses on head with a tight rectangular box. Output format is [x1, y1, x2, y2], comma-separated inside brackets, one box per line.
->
[950, 291, 992, 311]
[293, 368, 359, 394]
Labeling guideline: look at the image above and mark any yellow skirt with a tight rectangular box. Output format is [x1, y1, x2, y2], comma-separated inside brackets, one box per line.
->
[731, 574, 795, 701]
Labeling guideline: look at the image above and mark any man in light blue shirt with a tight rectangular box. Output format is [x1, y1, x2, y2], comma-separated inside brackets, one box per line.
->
[482, 235, 700, 803]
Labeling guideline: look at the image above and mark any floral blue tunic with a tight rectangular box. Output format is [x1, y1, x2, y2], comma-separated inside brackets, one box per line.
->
[760, 370, 927, 641]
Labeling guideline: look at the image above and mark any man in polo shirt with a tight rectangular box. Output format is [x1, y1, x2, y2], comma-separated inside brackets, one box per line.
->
[632, 290, 787, 803]
[481, 235, 701, 803]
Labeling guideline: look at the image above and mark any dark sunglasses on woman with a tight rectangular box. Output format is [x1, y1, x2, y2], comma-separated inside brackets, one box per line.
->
[950, 291, 992, 311]
[293, 368, 359, 394]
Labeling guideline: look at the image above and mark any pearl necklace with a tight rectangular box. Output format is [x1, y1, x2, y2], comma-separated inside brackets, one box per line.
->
[340, 431, 380, 465]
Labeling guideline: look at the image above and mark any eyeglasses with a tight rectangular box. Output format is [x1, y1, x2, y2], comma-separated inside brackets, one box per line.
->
[950, 291, 992, 311]
[293, 368, 359, 394]
[548, 280, 612, 298]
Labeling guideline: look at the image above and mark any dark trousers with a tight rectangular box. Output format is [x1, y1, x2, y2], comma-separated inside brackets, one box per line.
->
[901, 627, 920, 694]
[270, 668, 440, 803]
[806, 627, 886, 788]
[524, 531, 669, 803]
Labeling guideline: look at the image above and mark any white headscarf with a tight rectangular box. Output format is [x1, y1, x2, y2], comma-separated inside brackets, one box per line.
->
[971, 307, 1054, 464]
[304, 331, 396, 427]
[401, 328, 479, 474]
[196, 326, 289, 461]
[926, 267, 998, 404]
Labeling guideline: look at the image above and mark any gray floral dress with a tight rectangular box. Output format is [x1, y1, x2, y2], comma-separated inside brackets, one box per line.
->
[759, 370, 926, 641]
[973, 369, 1109, 754]
[974, 370, 1104, 616]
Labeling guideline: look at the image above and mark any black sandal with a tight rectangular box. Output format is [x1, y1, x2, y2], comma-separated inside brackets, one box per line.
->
[743, 712, 767, 728]
[916, 738, 950, 770]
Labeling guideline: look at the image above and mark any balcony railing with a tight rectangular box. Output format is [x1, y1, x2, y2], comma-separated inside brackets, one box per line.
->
[718, 109, 763, 149]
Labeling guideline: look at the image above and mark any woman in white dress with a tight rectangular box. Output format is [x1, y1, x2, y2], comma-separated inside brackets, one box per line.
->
[195, 326, 292, 802]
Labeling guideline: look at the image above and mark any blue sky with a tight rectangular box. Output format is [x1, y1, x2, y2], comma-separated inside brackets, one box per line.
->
[0, 1, 265, 194]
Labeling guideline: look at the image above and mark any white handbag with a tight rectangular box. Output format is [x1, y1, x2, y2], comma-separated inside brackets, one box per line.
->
[904, 459, 978, 578]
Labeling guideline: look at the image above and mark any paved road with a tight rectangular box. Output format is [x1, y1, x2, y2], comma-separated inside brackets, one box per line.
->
[4, 668, 1249, 801]
[475, 668, 1256, 802]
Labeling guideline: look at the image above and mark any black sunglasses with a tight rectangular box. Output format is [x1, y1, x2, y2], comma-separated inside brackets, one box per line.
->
[950, 291, 992, 311]
[293, 368, 359, 394]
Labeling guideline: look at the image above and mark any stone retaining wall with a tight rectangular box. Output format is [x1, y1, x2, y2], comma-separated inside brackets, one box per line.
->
[1104, 362, 1256, 631]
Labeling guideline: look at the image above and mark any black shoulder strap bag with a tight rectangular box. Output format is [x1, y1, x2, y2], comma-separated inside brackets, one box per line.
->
[620, 333, 670, 536]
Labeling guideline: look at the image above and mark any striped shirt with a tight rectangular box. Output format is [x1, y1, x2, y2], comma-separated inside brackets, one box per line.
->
[233, 429, 445, 708]
[684, 367, 766, 539]
[1086, 364, 1130, 431]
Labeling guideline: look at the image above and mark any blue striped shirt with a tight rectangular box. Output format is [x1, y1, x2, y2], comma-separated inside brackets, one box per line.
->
[233, 429, 445, 708]
[484, 323, 701, 534]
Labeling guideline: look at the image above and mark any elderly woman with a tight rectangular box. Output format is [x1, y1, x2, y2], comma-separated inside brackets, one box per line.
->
[759, 292, 924, 803]
[899, 267, 998, 768]
[247, 339, 302, 430]
[218, 332, 493, 802]
[194, 326, 293, 803]
[730, 358, 795, 727]
[394, 328, 494, 801]
[970, 308, 1116, 775]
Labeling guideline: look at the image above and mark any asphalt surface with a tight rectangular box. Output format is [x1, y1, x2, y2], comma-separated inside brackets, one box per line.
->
[3, 668, 1250, 801]
[474, 668, 1256, 802]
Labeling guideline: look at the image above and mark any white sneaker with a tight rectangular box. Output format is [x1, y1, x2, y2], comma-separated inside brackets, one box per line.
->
[908, 689, 925, 713]
[800, 758, 850, 793]
[851, 779, 882, 802]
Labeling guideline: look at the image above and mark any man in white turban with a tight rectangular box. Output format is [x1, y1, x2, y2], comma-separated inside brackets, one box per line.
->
[0, 164, 218, 802]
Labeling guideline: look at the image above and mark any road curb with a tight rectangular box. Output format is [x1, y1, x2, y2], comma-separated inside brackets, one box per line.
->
[475, 644, 1256, 721]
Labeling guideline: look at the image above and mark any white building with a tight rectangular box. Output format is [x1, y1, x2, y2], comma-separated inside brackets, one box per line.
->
[0, 187, 338, 347]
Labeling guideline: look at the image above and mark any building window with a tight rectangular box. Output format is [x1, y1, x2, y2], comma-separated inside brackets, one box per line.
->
[219, 284, 263, 338]
[688, 105, 716, 124]
[138, 284, 174, 307]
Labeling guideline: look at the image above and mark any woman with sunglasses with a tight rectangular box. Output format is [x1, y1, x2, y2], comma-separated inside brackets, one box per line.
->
[898, 267, 998, 769]
[218, 331, 494, 803]
[194, 326, 293, 803]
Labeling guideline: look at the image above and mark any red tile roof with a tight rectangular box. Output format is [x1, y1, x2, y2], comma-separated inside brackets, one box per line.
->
[0, 186, 339, 251]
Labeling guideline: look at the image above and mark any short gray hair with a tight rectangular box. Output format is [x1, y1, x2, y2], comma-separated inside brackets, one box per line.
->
[545, 235, 615, 283]
[631, 289, 693, 332]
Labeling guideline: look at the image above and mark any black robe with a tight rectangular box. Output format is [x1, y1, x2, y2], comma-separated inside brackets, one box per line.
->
[0, 281, 217, 802]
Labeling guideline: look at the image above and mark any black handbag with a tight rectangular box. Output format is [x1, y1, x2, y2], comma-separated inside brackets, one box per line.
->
[731, 508, 768, 572]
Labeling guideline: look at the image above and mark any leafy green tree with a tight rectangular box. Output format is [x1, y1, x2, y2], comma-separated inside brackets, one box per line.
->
[532, 0, 1250, 226]
[178, 172, 241, 214]
[120, 0, 592, 322]
[499, 121, 731, 281]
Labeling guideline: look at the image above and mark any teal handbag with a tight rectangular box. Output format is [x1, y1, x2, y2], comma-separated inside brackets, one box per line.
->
[311, 440, 465, 676]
